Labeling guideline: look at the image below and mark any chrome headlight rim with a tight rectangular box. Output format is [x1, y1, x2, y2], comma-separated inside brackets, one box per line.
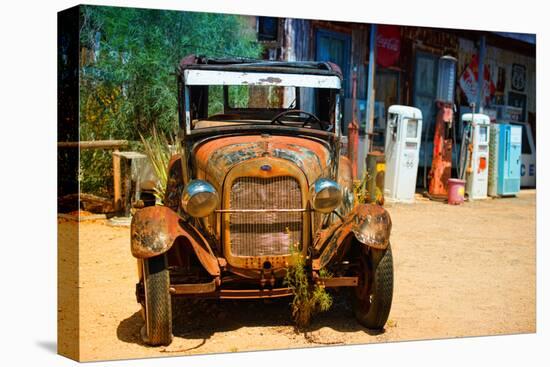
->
[309, 178, 343, 213]
[181, 179, 219, 218]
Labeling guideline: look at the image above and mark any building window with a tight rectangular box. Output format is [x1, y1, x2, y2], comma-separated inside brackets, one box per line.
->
[258, 17, 278, 42]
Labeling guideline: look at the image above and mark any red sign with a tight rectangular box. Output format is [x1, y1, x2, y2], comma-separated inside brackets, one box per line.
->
[458, 54, 495, 105]
[376, 25, 400, 68]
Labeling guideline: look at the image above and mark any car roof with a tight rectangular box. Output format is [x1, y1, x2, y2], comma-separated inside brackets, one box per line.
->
[178, 55, 343, 79]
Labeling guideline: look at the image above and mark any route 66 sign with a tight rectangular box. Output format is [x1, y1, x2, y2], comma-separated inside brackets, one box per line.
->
[511, 64, 526, 92]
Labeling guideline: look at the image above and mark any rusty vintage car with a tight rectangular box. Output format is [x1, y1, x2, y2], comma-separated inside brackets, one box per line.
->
[131, 56, 393, 345]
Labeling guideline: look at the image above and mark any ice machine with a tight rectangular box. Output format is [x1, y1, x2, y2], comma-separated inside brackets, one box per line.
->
[497, 124, 522, 195]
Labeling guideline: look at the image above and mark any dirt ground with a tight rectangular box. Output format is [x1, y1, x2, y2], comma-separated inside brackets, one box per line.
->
[58, 190, 536, 361]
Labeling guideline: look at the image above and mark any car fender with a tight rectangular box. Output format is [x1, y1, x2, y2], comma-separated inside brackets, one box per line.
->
[314, 204, 392, 269]
[131, 205, 220, 276]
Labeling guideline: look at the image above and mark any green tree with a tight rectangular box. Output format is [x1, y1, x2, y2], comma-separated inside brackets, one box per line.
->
[78, 5, 262, 195]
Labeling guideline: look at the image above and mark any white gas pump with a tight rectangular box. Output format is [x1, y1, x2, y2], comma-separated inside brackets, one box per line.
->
[462, 113, 491, 200]
[384, 105, 423, 203]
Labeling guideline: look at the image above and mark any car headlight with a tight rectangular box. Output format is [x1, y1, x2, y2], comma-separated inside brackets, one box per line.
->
[309, 178, 342, 213]
[181, 180, 219, 218]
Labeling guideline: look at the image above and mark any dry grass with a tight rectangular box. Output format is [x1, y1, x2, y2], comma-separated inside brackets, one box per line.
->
[283, 243, 332, 329]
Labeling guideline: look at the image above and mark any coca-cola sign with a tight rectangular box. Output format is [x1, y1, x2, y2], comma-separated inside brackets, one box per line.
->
[377, 36, 399, 52]
[376, 25, 401, 68]
[458, 54, 495, 105]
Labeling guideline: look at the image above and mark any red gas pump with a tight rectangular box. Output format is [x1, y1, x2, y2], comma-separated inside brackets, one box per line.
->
[427, 56, 457, 200]
[428, 102, 453, 198]
[348, 69, 359, 179]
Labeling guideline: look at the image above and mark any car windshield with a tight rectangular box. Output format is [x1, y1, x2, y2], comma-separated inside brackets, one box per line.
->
[183, 70, 341, 132]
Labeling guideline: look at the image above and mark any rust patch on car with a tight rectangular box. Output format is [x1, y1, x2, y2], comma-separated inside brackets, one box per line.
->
[258, 77, 283, 84]
[194, 135, 331, 189]
[131, 206, 220, 276]
[314, 204, 392, 268]
[164, 154, 185, 211]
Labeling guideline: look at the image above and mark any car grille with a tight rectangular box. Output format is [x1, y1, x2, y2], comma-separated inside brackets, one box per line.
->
[229, 176, 302, 257]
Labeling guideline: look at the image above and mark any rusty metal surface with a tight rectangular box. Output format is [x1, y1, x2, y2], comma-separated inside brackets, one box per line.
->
[164, 155, 185, 211]
[316, 276, 358, 287]
[224, 265, 287, 280]
[402, 26, 459, 52]
[229, 176, 302, 257]
[193, 135, 331, 190]
[131, 206, 180, 258]
[159, 284, 294, 299]
[217, 288, 293, 299]
[338, 155, 355, 216]
[131, 206, 220, 276]
[169, 280, 217, 295]
[314, 204, 392, 269]
[347, 68, 360, 175]
[221, 157, 309, 270]
[215, 208, 309, 213]
[429, 105, 453, 198]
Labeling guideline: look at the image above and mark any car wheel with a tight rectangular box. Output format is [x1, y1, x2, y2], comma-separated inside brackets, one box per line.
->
[141, 254, 173, 346]
[352, 244, 393, 330]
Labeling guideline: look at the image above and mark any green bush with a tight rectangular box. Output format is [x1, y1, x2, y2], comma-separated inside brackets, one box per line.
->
[78, 6, 262, 197]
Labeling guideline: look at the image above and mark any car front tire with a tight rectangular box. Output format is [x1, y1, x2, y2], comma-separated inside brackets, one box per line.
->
[352, 244, 394, 330]
[142, 254, 173, 346]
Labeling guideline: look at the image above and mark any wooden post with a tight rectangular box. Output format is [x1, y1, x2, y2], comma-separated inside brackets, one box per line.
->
[58, 140, 128, 149]
[58, 140, 130, 214]
[123, 158, 132, 216]
[112, 149, 121, 212]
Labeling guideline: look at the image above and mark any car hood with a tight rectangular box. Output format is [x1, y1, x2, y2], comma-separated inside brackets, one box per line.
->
[193, 135, 332, 188]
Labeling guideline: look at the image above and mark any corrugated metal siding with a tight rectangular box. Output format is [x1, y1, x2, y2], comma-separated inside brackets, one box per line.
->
[402, 27, 459, 54]
[351, 26, 368, 100]
[291, 19, 315, 114]
[293, 19, 312, 61]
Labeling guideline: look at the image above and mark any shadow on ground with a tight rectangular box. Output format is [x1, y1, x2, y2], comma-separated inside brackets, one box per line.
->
[117, 311, 144, 346]
[116, 291, 386, 348]
[36, 340, 57, 354]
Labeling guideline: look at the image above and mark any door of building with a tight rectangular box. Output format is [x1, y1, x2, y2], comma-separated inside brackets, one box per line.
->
[413, 51, 439, 169]
[374, 69, 401, 150]
[316, 29, 351, 127]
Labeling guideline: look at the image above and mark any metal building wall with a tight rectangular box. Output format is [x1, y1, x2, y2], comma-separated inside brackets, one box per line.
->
[457, 37, 536, 116]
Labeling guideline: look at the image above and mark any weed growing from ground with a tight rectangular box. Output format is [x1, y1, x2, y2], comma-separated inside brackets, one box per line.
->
[284, 240, 332, 329]
[354, 171, 370, 204]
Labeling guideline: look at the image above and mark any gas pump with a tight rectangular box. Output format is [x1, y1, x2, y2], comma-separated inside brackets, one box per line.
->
[348, 68, 359, 180]
[384, 105, 423, 203]
[462, 113, 491, 199]
[428, 56, 457, 200]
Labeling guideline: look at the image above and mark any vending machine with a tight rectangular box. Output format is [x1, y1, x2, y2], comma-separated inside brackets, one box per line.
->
[497, 124, 522, 195]
[384, 105, 423, 203]
[462, 113, 491, 200]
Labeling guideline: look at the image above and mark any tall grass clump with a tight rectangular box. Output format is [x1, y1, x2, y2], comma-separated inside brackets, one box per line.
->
[284, 241, 332, 329]
[140, 127, 172, 202]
